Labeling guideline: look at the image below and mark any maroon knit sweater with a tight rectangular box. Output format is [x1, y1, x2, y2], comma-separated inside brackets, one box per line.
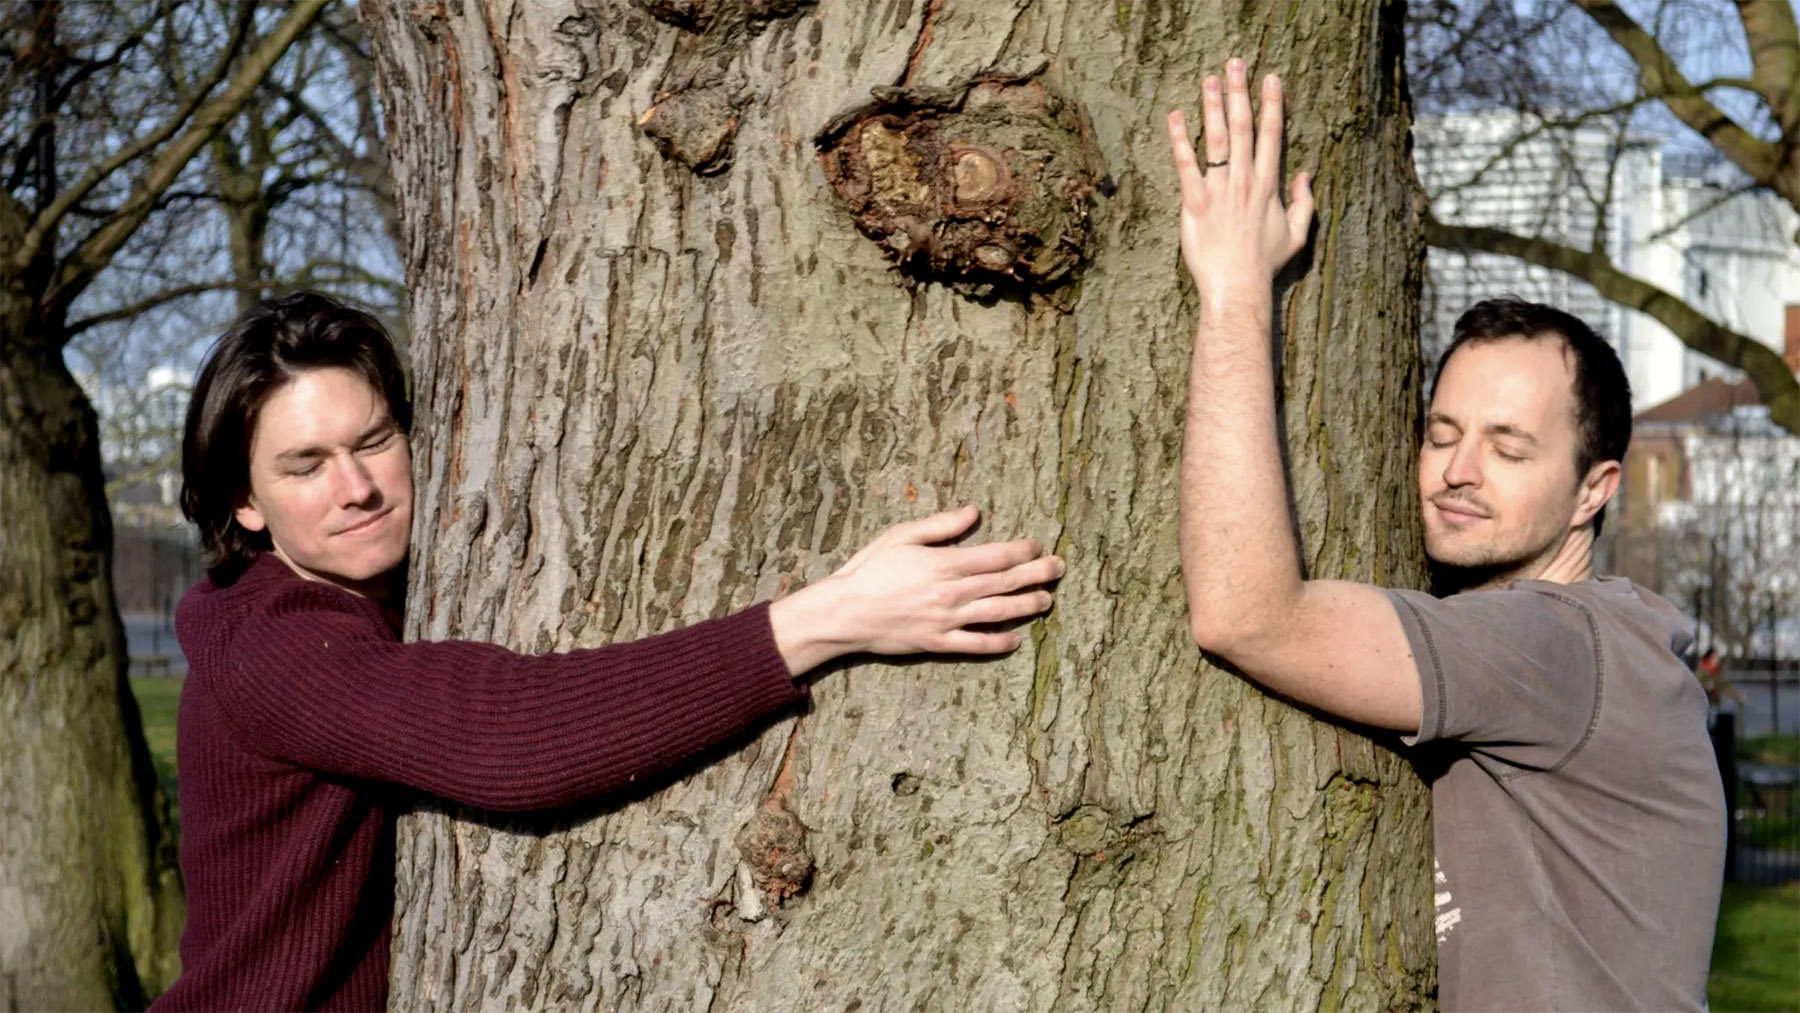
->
[151, 553, 804, 1011]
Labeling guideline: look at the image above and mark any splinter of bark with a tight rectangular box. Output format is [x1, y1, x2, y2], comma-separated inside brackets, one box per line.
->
[902, 0, 947, 86]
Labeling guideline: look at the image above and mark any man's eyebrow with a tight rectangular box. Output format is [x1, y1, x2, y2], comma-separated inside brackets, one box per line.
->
[273, 445, 327, 465]
[355, 418, 399, 442]
[1483, 423, 1540, 445]
[1424, 413, 1540, 445]
[270, 419, 397, 464]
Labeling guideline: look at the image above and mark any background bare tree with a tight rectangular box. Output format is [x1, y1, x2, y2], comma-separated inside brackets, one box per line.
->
[1618, 400, 1800, 659]
[1407, 0, 1800, 432]
[69, 0, 403, 517]
[0, 1, 327, 1006]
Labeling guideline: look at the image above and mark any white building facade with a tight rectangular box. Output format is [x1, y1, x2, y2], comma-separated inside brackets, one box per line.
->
[1415, 111, 1800, 413]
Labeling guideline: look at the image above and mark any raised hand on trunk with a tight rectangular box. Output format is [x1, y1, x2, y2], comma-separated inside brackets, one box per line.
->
[1166, 59, 1314, 301]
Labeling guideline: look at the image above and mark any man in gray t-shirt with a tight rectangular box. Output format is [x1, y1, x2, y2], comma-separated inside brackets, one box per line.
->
[1390, 580, 1724, 1008]
[1165, 60, 1724, 1009]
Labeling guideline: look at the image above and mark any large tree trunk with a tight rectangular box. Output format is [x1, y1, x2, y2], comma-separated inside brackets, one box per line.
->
[0, 303, 185, 1009]
[368, 1, 1433, 1008]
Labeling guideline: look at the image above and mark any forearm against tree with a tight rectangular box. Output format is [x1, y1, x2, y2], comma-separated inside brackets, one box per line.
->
[1179, 285, 1419, 731]
[1169, 62, 1422, 733]
[1180, 287, 1305, 649]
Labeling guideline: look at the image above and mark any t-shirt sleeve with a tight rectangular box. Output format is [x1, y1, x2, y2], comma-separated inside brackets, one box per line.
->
[1384, 586, 1602, 770]
[209, 580, 805, 811]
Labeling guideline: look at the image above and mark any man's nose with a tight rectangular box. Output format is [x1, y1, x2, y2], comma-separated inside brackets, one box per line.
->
[1442, 440, 1481, 488]
[333, 455, 379, 507]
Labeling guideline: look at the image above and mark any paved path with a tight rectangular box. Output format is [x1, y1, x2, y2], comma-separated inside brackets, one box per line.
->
[123, 611, 186, 676]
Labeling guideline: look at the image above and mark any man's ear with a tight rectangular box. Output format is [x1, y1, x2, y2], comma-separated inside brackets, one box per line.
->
[235, 496, 267, 534]
[1571, 460, 1621, 529]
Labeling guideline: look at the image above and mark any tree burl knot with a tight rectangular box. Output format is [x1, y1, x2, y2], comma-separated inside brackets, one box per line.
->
[735, 803, 815, 901]
[818, 77, 1102, 292]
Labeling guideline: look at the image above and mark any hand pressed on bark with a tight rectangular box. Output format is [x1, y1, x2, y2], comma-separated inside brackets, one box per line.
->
[1165, 60, 1314, 303]
[768, 504, 1063, 676]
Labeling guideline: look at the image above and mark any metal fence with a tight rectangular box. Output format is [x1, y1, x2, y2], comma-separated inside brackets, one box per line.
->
[1714, 713, 1800, 884]
[1728, 663, 1800, 739]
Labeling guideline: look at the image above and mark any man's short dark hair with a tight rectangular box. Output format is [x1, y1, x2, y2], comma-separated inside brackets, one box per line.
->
[1430, 298, 1632, 534]
[180, 293, 409, 584]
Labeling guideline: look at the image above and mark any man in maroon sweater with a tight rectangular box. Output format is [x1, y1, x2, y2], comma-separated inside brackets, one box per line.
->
[155, 294, 1062, 1010]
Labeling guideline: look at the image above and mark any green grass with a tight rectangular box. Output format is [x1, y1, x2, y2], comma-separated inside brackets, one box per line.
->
[130, 677, 182, 815]
[1710, 882, 1800, 1012]
[1740, 734, 1800, 767]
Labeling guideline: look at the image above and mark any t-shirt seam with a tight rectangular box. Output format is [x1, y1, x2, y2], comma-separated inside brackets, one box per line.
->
[1498, 589, 1605, 782]
[1396, 595, 1449, 740]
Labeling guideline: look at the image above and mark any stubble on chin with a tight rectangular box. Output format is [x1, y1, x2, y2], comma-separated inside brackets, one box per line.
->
[1425, 533, 1551, 594]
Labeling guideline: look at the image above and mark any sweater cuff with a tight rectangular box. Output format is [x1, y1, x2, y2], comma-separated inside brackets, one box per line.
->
[707, 601, 810, 713]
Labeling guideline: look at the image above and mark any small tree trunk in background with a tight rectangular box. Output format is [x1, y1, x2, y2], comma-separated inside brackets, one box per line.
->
[211, 115, 275, 314]
[0, 302, 185, 1009]
[368, 0, 1433, 1007]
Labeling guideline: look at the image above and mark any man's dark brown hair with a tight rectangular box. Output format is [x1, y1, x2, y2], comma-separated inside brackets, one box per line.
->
[1432, 297, 1632, 534]
[180, 293, 409, 584]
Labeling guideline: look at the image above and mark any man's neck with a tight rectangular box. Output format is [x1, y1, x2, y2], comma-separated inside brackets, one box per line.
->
[1437, 528, 1597, 594]
[1531, 526, 1598, 586]
[269, 547, 397, 601]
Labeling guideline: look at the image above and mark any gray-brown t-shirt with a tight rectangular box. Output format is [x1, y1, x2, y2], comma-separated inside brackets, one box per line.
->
[1387, 578, 1725, 1012]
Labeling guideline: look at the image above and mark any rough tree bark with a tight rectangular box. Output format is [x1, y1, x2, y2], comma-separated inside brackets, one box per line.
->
[367, 0, 1434, 1008]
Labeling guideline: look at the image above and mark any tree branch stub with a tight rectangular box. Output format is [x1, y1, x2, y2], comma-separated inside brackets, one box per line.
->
[634, 0, 816, 173]
[734, 802, 815, 904]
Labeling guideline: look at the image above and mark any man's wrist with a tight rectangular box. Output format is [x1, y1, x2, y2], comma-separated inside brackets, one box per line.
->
[768, 578, 854, 677]
[1198, 275, 1274, 318]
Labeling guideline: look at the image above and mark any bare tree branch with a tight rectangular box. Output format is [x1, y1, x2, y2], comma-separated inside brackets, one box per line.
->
[1690, 75, 1768, 96]
[5, 4, 165, 193]
[1573, 0, 1789, 204]
[1735, 0, 1800, 133]
[274, 83, 392, 206]
[1643, 181, 1765, 243]
[1425, 212, 1800, 434]
[42, 0, 332, 322]
[1420, 98, 1660, 208]
[104, 448, 183, 501]
[1585, 113, 1633, 254]
[50, 2, 167, 108]
[63, 279, 270, 336]
[6, 3, 257, 276]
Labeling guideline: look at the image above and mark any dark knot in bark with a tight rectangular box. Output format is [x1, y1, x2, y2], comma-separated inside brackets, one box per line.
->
[817, 77, 1103, 294]
[735, 802, 814, 901]
[637, 89, 739, 174]
[638, 0, 813, 32]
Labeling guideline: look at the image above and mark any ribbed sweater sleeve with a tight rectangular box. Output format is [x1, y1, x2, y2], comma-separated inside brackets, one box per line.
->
[204, 574, 804, 812]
